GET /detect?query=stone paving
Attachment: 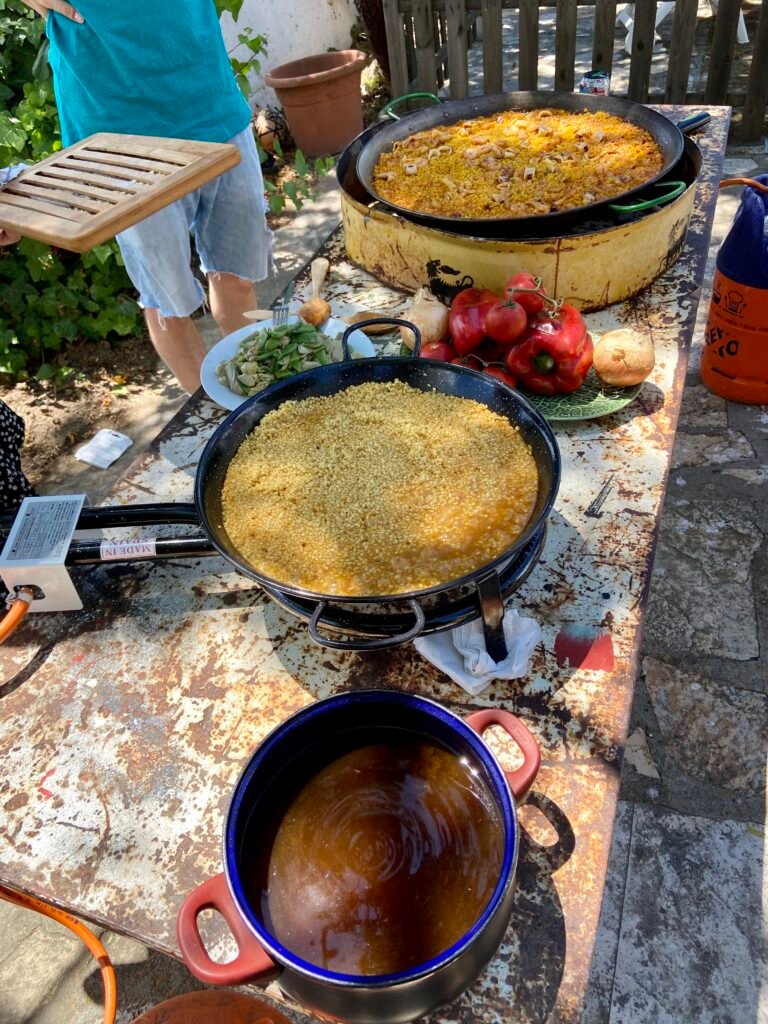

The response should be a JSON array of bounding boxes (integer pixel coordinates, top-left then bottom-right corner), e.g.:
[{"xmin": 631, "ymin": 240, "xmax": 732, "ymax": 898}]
[
  {"xmin": 585, "ymin": 142, "xmax": 768, "ymax": 1023},
  {"xmin": 1, "ymin": 95, "xmax": 767, "ymax": 1024}
]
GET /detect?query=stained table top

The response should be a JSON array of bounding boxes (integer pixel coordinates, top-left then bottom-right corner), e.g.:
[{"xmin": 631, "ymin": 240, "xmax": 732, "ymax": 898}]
[{"xmin": 0, "ymin": 107, "xmax": 730, "ymax": 1024}]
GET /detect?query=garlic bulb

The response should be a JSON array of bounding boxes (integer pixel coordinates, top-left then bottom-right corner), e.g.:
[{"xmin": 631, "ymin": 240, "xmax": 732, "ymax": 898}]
[
  {"xmin": 592, "ymin": 328, "xmax": 655, "ymax": 386},
  {"xmin": 299, "ymin": 257, "xmax": 332, "ymax": 327}
]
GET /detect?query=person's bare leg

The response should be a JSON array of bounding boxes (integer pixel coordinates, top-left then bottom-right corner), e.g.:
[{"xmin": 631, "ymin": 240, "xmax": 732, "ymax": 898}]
[
  {"xmin": 207, "ymin": 272, "xmax": 257, "ymax": 336},
  {"xmin": 144, "ymin": 308, "xmax": 206, "ymax": 394}
]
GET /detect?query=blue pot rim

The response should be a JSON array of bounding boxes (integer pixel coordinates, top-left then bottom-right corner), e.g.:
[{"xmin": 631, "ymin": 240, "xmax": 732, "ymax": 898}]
[{"xmin": 223, "ymin": 689, "xmax": 519, "ymax": 987}]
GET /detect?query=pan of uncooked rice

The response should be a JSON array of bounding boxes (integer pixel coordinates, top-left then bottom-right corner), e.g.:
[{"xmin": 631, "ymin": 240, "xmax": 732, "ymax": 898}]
[{"xmin": 221, "ymin": 381, "xmax": 539, "ymax": 597}]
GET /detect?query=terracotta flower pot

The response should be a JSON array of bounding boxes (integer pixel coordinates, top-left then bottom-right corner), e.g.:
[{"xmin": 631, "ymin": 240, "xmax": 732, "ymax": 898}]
[
  {"xmin": 265, "ymin": 50, "xmax": 366, "ymax": 158},
  {"xmin": 130, "ymin": 991, "xmax": 292, "ymax": 1023}
]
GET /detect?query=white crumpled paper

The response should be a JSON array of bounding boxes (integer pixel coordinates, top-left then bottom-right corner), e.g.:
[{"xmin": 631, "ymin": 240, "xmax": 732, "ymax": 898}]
[
  {"xmin": 413, "ymin": 608, "xmax": 541, "ymax": 696},
  {"xmin": 75, "ymin": 429, "xmax": 133, "ymax": 469}
]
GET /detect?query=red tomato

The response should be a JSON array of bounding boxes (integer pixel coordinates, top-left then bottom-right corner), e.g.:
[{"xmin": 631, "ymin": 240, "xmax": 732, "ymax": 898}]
[
  {"xmin": 419, "ymin": 340, "xmax": 457, "ymax": 361},
  {"xmin": 503, "ymin": 272, "xmax": 549, "ymax": 317},
  {"xmin": 483, "ymin": 366, "xmax": 518, "ymax": 388},
  {"xmin": 451, "ymin": 353, "xmax": 485, "ymax": 370},
  {"xmin": 450, "ymin": 286, "xmax": 497, "ymax": 311},
  {"xmin": 473, "ymin": 339, "xmax": 508, "ymax": 363},
  {"xmin": 485, "ymin": 299, "xmax": 528, "ymax": 346}
]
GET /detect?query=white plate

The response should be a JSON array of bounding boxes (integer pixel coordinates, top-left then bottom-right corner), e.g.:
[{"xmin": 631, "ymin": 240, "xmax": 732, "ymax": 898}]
[{"xmin": 200, "ymin": 316, "xmax": 376, "ymax": 411}]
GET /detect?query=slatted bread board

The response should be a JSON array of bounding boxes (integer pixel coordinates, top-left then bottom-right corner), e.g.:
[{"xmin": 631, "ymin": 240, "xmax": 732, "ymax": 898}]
[{"xmin": 0, "ymin": 133, "xmax": 241, "ymax": 252}]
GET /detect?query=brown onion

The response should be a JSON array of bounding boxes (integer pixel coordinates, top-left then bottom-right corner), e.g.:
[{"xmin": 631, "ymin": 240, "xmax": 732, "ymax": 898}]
[{"xmin": 592, "ymin": 328, "xmax": 655, "ymax": 387}]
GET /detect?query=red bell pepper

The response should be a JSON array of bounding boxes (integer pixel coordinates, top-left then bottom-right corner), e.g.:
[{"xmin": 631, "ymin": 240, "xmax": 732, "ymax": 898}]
[
  {"xmin": 505, "ymin": 305, "xmax": 592, "ymax": 395},
  {"xmin": 448, "ymin": 288, "xmax": 497, "ymax": 355}
]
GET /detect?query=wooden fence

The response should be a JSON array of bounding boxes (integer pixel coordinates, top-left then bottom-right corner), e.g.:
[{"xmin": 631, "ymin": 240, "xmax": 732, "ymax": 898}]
[{"xmin": 382, "ymin": 0, "xmax": 768, "ymax": 139}]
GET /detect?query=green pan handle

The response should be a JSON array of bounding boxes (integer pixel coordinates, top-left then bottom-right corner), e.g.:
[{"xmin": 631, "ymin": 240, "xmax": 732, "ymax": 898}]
[
  {"xmin": 382, "ymin": 92, "xmax": 441, "ymax": 120},
  {"xmin": 609, "ymin": 180, "xmax": 686, "ymax": 214},
  {"xmin": 676, "ymin": 111, "xmax": 711, "ymax": 134}
]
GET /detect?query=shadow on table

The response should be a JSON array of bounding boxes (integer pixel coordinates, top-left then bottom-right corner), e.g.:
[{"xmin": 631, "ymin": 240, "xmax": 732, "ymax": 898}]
[
  {"xmin": 424, "ymin": 790, "xmax": 575, "ymax": 1024},
  {"xmin": 616, "ymin": 381, "xmax": 665, "ymax": 423}
]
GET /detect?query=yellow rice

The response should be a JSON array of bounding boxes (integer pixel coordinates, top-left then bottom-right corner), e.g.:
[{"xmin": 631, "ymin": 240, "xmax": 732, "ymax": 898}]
[
  {"xmin": 372, "ymin": 108, "xmax": 664, "ymax": 218},
  {"xmin": 221, "ymin": 381, "xmax": 539, "ymax": 596}
]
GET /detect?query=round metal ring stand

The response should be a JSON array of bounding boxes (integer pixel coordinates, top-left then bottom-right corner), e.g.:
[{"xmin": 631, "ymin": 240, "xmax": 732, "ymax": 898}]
[{"xmin": 260, "ymin": 525, "xmax": 547, "ymax": 648}]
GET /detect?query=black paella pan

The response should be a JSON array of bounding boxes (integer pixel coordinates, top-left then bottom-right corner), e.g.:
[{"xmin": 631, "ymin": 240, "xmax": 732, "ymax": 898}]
[
  {"xmin": 340, "ymin": 115, "xmax": 706, "ymax": 241},
  {"xmin": 1, "ymin": 322, "xmax": 560, "ymax": 654},
  {"xmin": 193, "ymin": 320, "xmax": 560, "ymax": 648},
  {"xmin": 355, "ymin": 90, "xmax": 708, "ymax": 234}
]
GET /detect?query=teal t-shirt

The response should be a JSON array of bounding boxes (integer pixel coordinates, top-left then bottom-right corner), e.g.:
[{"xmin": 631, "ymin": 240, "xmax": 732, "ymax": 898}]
[{"xmin": 46, "ymin": 1, "xmax": 251, "ymax": 146}]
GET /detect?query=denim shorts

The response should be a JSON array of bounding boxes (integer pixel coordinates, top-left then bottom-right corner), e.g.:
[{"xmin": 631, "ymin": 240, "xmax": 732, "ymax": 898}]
[{"xmin": 116, "ymin": 127, "xmax": 273, "ymax": 318}]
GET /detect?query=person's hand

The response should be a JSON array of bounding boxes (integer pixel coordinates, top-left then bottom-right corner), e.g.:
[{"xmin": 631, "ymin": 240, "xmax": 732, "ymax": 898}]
[
  {"xmin": 0, "ymin": 228, "xmax": 22, "ymax": 246},
  {"xmin": 20, "ymin": 0, "xmax": 84, "ymax": 23}
]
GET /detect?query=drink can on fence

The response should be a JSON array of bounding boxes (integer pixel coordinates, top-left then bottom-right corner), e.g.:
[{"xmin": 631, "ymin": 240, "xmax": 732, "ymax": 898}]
[{"xmin": 578, "ymin": 71, "xmax": 610, "ymax": 95}]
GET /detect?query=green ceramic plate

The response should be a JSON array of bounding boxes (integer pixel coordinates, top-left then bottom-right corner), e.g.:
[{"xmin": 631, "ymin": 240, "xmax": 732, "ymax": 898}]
[
  {"xmin": 400, "ymin": 338, "xmax": 643, "ymax": 422},
  {"xmin": 522, "ymin": 369, "xmax": 642, "ymax": 422}
]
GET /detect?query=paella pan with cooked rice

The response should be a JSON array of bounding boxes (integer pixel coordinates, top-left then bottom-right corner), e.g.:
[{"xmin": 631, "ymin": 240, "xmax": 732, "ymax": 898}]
[
  {"xmin": 356, "ymin": 91, "xmax": 689, "ymax": 231},
  {"xmin": 372, "ymin": 108, "xmax": 664, "ymax": 219}
]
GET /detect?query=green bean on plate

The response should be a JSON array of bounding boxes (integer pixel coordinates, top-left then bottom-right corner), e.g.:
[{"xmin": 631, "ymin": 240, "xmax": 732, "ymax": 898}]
[{"xmin": 215, "ymin": 320, "xmax": 359, "ymax": 398}]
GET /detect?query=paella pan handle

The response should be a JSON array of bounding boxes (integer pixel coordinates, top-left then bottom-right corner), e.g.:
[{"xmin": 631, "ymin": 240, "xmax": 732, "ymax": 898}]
[
  {"xmin": 676, "ymin": 110, "xmax": 711, "ymax": 134},
  {"xmin": 608, "ymin": 180, "xmax": 686, "ymax": 214},
  {"xmin": 605, "ymin": 110, "xmax": 708, "ymax": 215},
  {"xmin": 381, "ymin": 92, "xmax": 441, "ymax": 121},
  {"xmin": 308, "ymin": 599, "xmax": 427, "ymax": 651},
  {"xmin": 476, "ymin": 570, "xmax": 508, "ymax": 662},
  {"xmin": 341, "ymin": 318, "xmax": 422, "ymax": 358}
]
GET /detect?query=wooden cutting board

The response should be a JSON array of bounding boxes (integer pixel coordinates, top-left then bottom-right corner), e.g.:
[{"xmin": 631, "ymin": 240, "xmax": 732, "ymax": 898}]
[{"xmin": 0, "ymin": 133, "xmax": 241, "ymax": 252}]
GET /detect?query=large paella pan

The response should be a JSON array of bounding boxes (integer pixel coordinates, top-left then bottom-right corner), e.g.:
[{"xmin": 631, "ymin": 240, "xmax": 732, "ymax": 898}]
[{"xmin": 356, "ymin": 91, "xmax": 699, "ymax": 234}]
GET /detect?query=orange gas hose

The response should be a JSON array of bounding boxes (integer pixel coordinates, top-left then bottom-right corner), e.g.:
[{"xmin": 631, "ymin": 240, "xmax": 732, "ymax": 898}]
[
  {"xmin": 720, "ymin": 177, "xmax": 768, "ymax": 192},
  {"xmin": 0, "ymin": 587, "xmax": 35, "ymax": 644},
  {"xmin": 0, "ymin": 884, "xmax": 117, "ymax": 1024}
]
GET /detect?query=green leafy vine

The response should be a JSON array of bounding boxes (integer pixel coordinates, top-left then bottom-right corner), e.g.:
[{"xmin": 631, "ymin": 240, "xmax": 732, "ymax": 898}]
[{"xmin": 0, "ymin": 0, "xmax": 335, "ymax": 382}]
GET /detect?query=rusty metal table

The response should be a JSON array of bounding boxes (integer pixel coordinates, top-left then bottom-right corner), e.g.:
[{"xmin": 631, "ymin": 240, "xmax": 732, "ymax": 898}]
[{"xmin": 0, "ymin": 108, "xmax": 730, "ymax": 1024}]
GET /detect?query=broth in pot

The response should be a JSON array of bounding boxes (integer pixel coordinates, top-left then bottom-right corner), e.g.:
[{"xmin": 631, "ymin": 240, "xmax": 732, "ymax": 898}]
[{"xmin": 257, "ymin": 739, "xmax": 505, "ymax": 976}]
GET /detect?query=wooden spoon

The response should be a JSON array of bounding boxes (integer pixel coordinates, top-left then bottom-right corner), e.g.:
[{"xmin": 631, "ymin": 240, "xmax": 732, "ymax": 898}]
[{"xmin": 299, "ymin": 257, "xmax": 332, "ymax": 327}]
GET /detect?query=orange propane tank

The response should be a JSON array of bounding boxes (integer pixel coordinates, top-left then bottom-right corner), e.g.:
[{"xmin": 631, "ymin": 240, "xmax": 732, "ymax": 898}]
[{"xmin": 701, "ymin": 176, "xmax": 768, "ymax": 404}]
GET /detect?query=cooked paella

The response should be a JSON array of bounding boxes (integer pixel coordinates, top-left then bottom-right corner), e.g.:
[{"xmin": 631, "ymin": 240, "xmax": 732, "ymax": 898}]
[{"xmin": 371, "ymin": 108, "xmax": 664, "ymax": 219}]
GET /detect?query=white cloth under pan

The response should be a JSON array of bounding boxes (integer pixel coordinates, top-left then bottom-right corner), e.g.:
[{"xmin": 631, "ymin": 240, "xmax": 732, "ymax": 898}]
[{"xmin": 413, "ymin": 608, "xmax": 541, "ymax": 696}]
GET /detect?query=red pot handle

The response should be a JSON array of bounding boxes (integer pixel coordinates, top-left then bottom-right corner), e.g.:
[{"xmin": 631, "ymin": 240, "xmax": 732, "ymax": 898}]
[
  {"xmin": 176, "ymin": 873, "xmax": 276, "ymax": 985},
  {"xmin": 465, "ymin": 708, "xmax": 541, "ymax": 800}
]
